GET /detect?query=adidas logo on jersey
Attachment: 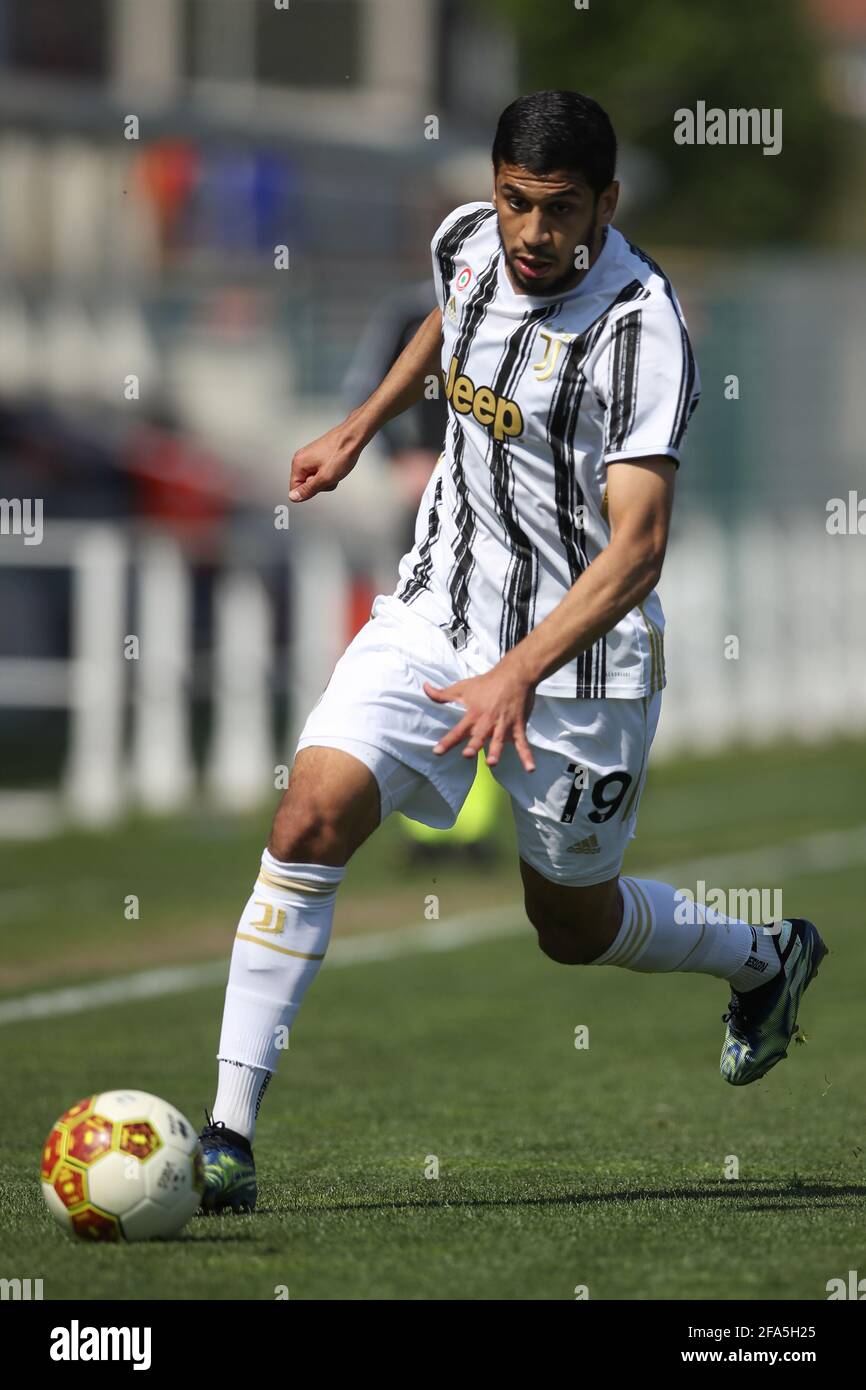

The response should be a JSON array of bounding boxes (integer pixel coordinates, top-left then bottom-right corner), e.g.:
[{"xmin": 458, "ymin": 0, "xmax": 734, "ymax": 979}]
[
  {"xmin": 567, "ymin": 833, "xmax": 601, "ymax": 855},
  {"xmin": 444, "ymin": 354, "xmax": 524, "ymax": 442}
]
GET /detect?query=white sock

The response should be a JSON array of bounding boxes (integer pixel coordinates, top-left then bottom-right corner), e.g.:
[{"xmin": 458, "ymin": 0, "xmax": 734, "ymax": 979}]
[
  {"xmin": 213, "ymin": 849, "xmax": 345, "ymax": 1140},
  {"xmin": 592, "ymin": 877, "xmax": 782, "ymax": 987},
  {"xmin": 728, "ymin": 921, "xmax": 790, "ymax": 991},
  {"xmin": 213, "ymin": 1061, "xmax": 271, "ymax": 1142}
]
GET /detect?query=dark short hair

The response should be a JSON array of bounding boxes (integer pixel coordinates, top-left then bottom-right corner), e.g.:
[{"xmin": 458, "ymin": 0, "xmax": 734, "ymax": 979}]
[{"xmin": 492, "ymin": 90, "xmax": 617, "ymax": 197}]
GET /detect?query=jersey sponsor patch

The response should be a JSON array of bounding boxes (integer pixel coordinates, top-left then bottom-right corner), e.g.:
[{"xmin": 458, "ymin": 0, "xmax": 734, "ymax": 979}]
[{"xmin": 443, "ymin": 354, "xmax": 524, "ymax": 441}]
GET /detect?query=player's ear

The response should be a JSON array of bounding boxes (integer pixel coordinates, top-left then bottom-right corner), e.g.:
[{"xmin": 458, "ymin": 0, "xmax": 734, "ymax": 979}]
[{"xmin": 598, "ymin": 180, "xmax": 619, "ymax": 226}]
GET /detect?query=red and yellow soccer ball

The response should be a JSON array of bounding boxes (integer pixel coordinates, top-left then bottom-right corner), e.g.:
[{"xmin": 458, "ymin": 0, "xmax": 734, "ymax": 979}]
[{"xmin": 41, "ymin": 1090, "xmax": 204, "ymax": 1241}]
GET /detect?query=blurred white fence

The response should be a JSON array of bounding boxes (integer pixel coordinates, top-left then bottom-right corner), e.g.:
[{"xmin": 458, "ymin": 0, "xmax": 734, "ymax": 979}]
[
  {"xmin": 656, "ymin": 516, "xmax": 866, "ymax": 755},
  {"xmin": 0, "ymin": 520, "xmax": 352, "ymax": 830},
  {"xmin": 1, "ymin": 514, "xmax": 864, "ymax": 834}
]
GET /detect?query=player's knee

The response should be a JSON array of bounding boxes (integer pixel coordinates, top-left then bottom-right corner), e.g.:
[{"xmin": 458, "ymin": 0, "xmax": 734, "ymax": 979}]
[
  {"xmin": 524, "ymin": 897, "xmax": 589, "ymax": 965},
  {"xmin": 269, "ymin": 793, "xmax": 349, "ymax": 865},
  {"xmin": 534, "ymin": 922, "xmax": 597, "ymax": 966},
  {"xmin": 524, "ymin": 892, "xmax": 612, "ymax": 965}
]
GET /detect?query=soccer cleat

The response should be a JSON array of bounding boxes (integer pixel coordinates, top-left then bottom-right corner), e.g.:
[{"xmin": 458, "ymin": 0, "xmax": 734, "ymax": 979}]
[
  {"xmin": 720, "ymin": 919, "xmax": 828, "ymax": 1087},
  {"xmin": 198, "ymin": 1111, "xmax": 257, "ymax": 1213}
]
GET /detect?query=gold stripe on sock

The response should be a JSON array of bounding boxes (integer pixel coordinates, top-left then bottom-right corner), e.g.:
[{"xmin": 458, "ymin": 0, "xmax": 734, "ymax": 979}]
[
  {"xmin": 611, "ymin": 879, "xmax": 646, "ymax": 966},
  {"xmin": 604, "ymin": 879, "xmax": 644, "ymax": 966},
  {"xmin": 256, "ymin": 868, "xmax": 335, "ymax": 896},
  {"xmin": 617, "ymin": 878, "xmax": 654, "ymax": 968},
  {"xmin": 235, "ymin": 932, "xmax": 326, "ymax": 961},
  {"xmin": 669, "ymin": 922, "xmax": 707, "ymax": 973},
  {"xmin": 628, "ymin": 879, "xmax": 656, "ymax": 960}
]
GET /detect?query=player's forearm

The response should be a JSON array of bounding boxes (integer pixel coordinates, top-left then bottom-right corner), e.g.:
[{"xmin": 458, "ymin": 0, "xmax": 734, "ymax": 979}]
[
  {"xmin": 343, "ymin": 308, "xmax": 443, "ymax": 448},
  {"xmin": 503, "ymin": 538, "xmax": 663, "ymax": 688}
]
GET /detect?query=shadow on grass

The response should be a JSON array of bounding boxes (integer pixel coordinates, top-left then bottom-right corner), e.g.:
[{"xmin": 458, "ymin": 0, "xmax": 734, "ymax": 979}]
[{"xmin": 259, "ymin": 1177, "xmax": 866, "ymax": 1217}]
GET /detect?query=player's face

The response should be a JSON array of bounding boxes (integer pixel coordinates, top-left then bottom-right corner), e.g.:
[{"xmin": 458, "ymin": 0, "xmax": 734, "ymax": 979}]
[{"xmin": 493, "ymin": 164, "xmax": 617, "ymax": 296}]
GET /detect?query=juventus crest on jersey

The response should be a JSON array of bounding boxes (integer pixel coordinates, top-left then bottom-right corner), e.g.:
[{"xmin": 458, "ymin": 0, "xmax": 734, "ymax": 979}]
[{"xmin": 392, "ymin": 201, "xmax": 701, "ymax": 699}]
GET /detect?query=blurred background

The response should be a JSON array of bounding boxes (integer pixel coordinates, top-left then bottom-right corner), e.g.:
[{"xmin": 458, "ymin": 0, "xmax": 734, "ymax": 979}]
[{"xmin": 0, "ymin": 0, "xmax": 864, "ymax": 844}]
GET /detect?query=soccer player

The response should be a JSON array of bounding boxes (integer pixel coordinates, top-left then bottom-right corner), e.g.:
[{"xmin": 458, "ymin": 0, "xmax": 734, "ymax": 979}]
[{"xmin": 198, "ymin": 91, "xmax": 827, "ymax": 1213}]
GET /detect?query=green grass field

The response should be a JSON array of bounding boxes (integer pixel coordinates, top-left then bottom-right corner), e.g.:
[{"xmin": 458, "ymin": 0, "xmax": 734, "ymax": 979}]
[{"xmin": 1, "ymin": 739, "xmax": 864, "ymax": 1300}]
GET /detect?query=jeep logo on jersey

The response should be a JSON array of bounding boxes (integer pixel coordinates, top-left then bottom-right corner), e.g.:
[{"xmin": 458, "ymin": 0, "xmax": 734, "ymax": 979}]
[{"xmin": 444, "ymin": 355, "xmax": 524, "ymax": 442}]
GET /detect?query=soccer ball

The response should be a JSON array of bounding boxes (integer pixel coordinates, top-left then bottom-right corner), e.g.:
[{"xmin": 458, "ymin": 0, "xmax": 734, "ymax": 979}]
[{"xmin": 41, "ymin": 1090, "xmax": 204, "ymax": 1241}]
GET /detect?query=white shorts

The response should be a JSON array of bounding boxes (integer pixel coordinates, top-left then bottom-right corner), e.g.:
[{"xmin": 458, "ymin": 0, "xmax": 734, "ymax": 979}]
[{"xmin": 296, "ymin": 593, "xmax": 661, "ymax": 886}]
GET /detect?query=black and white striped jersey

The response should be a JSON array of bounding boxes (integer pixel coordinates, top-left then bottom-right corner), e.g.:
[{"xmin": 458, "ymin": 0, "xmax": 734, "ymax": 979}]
[{"xmin": 392, "ymin": 201, "xmax": 701, "ymax": 698}]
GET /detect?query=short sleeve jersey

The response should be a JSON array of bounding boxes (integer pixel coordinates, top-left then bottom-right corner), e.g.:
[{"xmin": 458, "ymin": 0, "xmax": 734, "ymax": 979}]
[{"xmin": 392, "ymin": 201, "xmax": 701, "ymax": 698}]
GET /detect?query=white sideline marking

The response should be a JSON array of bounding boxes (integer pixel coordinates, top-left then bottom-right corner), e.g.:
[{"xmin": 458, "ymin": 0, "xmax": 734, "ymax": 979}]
[
  {"xmin": 1, "ymin": 823, "xmax": 864, "ymax": 1028},
  {"xmin": 0, "ymin": 909, "xmax": 525, "ymax": 1026}
]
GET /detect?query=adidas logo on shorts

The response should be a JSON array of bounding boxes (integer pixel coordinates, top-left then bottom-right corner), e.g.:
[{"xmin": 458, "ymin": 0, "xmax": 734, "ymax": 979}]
[{"xmin": 567, "ymin": 833, "xmax": 601, "ymax": 855}]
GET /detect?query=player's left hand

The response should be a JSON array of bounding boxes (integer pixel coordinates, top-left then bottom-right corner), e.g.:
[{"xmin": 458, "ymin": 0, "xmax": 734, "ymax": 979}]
[{"xmin": 423, "ymin": 668, "xmax": 537, "ymax": 772}]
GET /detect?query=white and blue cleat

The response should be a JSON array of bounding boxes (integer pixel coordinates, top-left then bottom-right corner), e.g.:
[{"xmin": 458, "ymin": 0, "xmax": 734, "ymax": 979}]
[{"xmin": 720, "ymin": 918, "xmax": 828, "ymax": 1086}]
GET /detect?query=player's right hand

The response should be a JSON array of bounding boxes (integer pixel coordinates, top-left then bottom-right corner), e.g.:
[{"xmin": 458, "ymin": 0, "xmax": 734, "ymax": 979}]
[{"xmin": 289, "ymin": 421, "xmax": 365, "ymax": 503}]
